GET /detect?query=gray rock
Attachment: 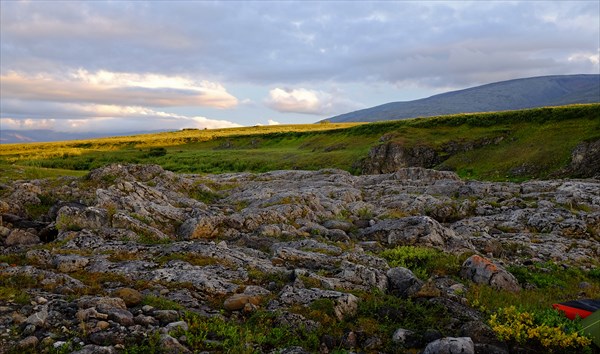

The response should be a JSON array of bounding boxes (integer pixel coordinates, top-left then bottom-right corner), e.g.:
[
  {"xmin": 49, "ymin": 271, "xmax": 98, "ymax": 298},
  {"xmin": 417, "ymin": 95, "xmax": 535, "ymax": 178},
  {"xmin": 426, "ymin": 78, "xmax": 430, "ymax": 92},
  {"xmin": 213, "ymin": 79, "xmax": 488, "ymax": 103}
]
[
  {"xmin": 153, "ymin": 310, "xmax": 179, "ymax": 325},
  {"xmin": 105, "ymin": 308, "xmax": 134, "ymax": 326},
  {"xmin": 56, "ymin": 206, "xmax": 109, "ymax": 231},
  {"xmin": 54, "ymin": 254, "xmax": 90, "ymax": 273},
  {"xmin": 72, "ymin": 345, "xmax": 117, "ymax": 354},
  {"xmin": 360, "ymin": 216, "xmax": 468, "ymax": 251},
  {"xmin": 18, "ymin": 335, "xmax": 39, "ymax": 349},
  {"xmin": 387, "ymin": 267, "xmax": 424, "ymax": 297},
  {"xmin": 423, "ymin": 337, "xmax": 475, "ymax": 354},
  {"xmin": 25, "ymin": 305, "xmax": 48, "ymax": 327},
  {"xmin": 159, "ymin": 334, "xmax": 191, "ymax": 353},
  {"xmin": 278, "ymin": 286, "xmax": 358, "ymax": 321}
]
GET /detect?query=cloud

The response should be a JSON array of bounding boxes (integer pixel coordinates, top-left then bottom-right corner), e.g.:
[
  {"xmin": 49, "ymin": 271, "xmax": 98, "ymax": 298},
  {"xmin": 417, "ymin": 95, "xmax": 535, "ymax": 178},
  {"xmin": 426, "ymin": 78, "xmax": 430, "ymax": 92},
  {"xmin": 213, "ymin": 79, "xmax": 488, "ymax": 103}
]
[
  {"xmin": 265, "ymin": 87, "xmax": 362, "ymax": 115},
  {"xmin": 1, "ymin": 105, "xmax": 241, "ymax": 133},
  {"xmin": 267, "ymin": 119, "xmax": 280, "ymax": 125},
  {"xmin": 1, "ymin": 70, "xmax": 238, "ymax": 108}
]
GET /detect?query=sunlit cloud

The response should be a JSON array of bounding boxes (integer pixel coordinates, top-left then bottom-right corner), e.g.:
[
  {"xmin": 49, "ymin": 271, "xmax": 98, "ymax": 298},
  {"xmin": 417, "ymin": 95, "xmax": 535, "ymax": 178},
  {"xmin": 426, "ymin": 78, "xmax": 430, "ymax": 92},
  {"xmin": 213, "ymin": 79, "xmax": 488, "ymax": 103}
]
[
  {"xmin": 1, "ymin": 70, "xmax": 239, "ymax": 108},
  {"xmin": 267, "ymin": 119, "xmax": 280, "ymax": 125},
  {"xmin": 0, "ymin": 104, "xmax": 242, "ymax": 133},
  {"xmin": 265, "ymin": 87, "xmax": 363, "ymax": 115}
]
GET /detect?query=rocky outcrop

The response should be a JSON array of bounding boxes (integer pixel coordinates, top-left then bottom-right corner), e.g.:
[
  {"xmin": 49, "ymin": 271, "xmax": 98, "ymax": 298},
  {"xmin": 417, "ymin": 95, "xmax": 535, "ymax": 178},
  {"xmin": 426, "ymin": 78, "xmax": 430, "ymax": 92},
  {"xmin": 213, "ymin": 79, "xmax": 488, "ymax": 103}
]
[
  {"xmin": 563, "ymin": 138, "xmax": 600, "ymax": 178},
  {"xmin": 0, "ymin": 163, "xmax": 598, "ymax": 353}
]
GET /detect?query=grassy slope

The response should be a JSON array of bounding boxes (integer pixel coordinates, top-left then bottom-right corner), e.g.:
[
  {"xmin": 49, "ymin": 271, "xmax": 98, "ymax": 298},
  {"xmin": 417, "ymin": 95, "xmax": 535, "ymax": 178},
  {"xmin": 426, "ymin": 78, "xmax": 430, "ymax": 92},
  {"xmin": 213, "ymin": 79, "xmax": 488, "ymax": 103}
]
[{"xmin": 0, "ymin": 104, "xmax": 598, "ymax": 182}]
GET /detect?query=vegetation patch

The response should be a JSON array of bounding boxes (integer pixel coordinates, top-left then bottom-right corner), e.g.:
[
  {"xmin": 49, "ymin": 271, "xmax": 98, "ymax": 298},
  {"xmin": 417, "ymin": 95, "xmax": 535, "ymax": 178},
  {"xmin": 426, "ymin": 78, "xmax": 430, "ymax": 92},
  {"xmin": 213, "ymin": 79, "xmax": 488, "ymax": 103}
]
[{"xmin": 379, "ymin": 246, "xmax": 465, "ymax": 280}]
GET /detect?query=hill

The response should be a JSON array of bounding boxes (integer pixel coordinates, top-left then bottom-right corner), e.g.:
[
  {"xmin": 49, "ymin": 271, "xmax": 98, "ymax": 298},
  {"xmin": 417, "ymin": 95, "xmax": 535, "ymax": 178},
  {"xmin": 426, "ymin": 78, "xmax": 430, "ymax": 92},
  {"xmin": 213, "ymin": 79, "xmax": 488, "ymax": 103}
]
[
  {"xmin": 1, "ymin": 104, "xmax": 598, "ymax": 182},
  {"xmin": 0, "ymin": 129, "xmax": 173, "ymax": 144},
  {"xmin": 327, "ymin": 74, "xmax": 600, "ymax": 122}
]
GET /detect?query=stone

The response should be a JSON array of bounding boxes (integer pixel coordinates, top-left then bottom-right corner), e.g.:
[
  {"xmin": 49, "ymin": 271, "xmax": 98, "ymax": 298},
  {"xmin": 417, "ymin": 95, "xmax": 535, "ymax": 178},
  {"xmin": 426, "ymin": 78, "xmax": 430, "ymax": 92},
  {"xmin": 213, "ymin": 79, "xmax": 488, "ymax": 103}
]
[
  {"xmin": 387, "ymin": 267, "xmax": 423, "ymax": 298},
  {"xmin": 159, "ymin": 334, "xmax": 192, "ymax": 353},
  {"xmin": 460, "ymin": 255, "xmax": 520, "ymax": 292},
  {"xmin": 54, "ymin": 254, "xmax": 90, "ymax": 273},
  {"xmin": 392, "ymin": 328, "xmax": 421, "ymax": 348},
  {"xmin": 153, "ymin": 310, "xmax": 179, "ymax": 325},
  {"xmin": 165, "ymin": 320, "xmax": 189, "ymax": 332},
  {"xmin": 223, "ymin": 294, "xmax": 261, "ymax": 311},
  {"xmin": 5, "ymin": 229, "xmax": 40, "ymax": 246},
  {"xmin": 112, "ymin": 287, "xmax": 143, "ymax": 307},
  {"xmin": 25, "ymin": 305, "xmax": 48, "ymax": 327},
  {"xmin": 105, "ymin": 308, "xmax": 135, "ymax": 326},
  {"xmin": 18, "ymin": 335, "xmax": 39, "ymax": 349},
  {"xmin": 423, "ymin": 337, "xmax": 475, "ymax": 354}
]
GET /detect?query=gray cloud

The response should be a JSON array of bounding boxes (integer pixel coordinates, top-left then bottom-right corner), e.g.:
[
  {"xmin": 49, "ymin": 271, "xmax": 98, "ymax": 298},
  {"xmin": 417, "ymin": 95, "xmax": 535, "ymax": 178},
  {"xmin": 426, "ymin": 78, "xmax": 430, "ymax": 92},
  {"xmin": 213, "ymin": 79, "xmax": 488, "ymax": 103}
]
[{"xmin": 1, "ymin": 1, "xmax": 598, "ymax": 131}]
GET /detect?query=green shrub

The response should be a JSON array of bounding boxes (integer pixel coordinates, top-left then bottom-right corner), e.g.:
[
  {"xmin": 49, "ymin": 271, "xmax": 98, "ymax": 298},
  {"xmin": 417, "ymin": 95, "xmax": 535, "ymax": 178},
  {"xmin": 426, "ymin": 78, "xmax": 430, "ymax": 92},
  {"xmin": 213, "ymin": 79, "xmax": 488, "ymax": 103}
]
[
  {"xmin": 488, "ymin": 306, "xmax": 591, "ymax": 351},
  {"xmin": 379, "ymin": 246, "xmax": 462, "ymax": 279}
]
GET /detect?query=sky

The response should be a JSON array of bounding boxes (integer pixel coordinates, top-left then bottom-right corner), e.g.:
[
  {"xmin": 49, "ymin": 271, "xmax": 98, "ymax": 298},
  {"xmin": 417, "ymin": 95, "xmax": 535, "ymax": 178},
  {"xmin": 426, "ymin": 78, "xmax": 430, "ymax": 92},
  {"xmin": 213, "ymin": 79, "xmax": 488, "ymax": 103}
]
[{"xmin": 1, "ymin": 0, "xmax": 599, "ymax": 134}]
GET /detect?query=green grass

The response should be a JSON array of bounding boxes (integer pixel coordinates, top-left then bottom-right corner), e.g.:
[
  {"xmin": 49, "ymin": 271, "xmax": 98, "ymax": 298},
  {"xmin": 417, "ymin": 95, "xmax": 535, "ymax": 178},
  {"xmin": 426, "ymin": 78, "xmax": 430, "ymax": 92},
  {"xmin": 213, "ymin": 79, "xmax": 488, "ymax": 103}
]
[{"xmin": 1, "ymin": 104, "xmax": 598, "ymax": 181}]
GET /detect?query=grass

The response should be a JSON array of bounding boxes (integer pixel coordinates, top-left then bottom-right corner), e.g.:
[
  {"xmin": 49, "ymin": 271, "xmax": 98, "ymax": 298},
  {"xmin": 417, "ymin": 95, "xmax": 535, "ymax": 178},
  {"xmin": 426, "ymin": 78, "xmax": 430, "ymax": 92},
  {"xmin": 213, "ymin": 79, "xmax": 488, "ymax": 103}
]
[{"xmin": 0, "ymin": 104, "xmax": 598, "ymax": 182}]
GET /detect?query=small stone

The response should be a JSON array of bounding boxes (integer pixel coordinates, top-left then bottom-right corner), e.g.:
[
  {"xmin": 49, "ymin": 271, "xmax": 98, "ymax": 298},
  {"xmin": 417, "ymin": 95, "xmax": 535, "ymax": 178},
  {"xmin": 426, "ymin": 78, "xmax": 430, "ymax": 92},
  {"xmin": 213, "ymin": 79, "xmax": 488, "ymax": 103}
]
[
  {"xmin": 142, "ymin": 305, "xmax": 154, "ymax": 313},
  {"xmin": 12, "ymin": 312, "xmax": 27, "ymax": 325},
  {"xmin": 18, "ymin": 335, "xmax": 39, "ymax": 349},
  {"xmin": 223, "ymin": 294, "xmax": 260, "ymax": 311},
  {"xmin": 165, "ymin": 320, "xmax": 189, "ymax": 332},
  {"xmin": 112, "ymin": 287, "xmax": 143, "ymax": 307},
  {"xmin": 96, "ymin": 321, "xmax": 110, "ymax": 331},
  {"xmin": 423, "ymin": 337, "xmax": 474, "ymax": 354},
  {"xmin": 154, "ymin": 310, "xmax": 179, "ymax": 324},
  {"xmin": 36, "ymin": 296, "xmax": 48, "ymax": 304},
  {"xmin": 160, "ymin": 334, "xmax": 192, "ymax": 353},
  {"xmin": 26, "ymin": 305, "xmax": 48, "ymax": 327}
]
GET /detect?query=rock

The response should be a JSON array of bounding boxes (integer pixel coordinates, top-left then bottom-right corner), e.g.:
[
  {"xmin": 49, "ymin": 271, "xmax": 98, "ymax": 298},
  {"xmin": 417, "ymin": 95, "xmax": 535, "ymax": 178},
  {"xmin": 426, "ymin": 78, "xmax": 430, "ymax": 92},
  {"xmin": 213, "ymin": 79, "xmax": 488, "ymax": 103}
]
[
  {"xmin": 223, "ymin": 294, "xmax": 261, "ymax": 311},
  {"xmin": 387, "ymin": 267, "xmax": 423, "ymax": 297},
  {"xmin": 18, "ymin": 335, "xmax": 39, "ymax": 349},
  {"xmin": 278, "ymin": 286, "xmax": 358, "ymax": 321},
  {"xmin": 423, "ymin": 337, "xmax": 475, "ymax": 354},
  {"xmin": 460, "ymin": 255, "xmax": 521, "ymax": 292},
  {"xmin": 159, "ymin": 334, "xmax": 191, "ymax": 353},
  {"xmin": 105, "ymin": 308, "xmax": 134, "ymax": 326},
  {"xmin": 89, "ymin": 331, "xmax": 125, "ymax": 346},
  {"xmin": 360, "ymin": 216, "xmax": 467, "ymax": 251},
  {"xmin": 54, "ymin": 254, "xmax": 90, "ymax": 273},
  {"xmin": 5, "ymin": 229, "xmax": 40, "ymax": 246},
  {"xmin": 72, "ymin": 345, "xmax": 117, "ymax": 354},
  {"xmin": 153, "ymin": 310, "xmax": 180, "ymax": 325},
  {"xmin": 25, "ymin": 305, "xmax": 48, "ymax": 327},
  {"xmin": 76, "ymin": 308, "xmax": 109, "ymax": 322},
  {"xmin": 164, "ymin": 320, "xmax": 189, "ymax": 333},
  {"xmin": 78, "ymin": 297, "xmax": 127, "ymax": 311},
  {"xmin": 56, "ymin": 206, "xmax": 109, "ymax": 231},
  {"xmin": 392, "ymin": 328, "xmax": 420, "ymax": 348},
  {"xmin": 112, "ymin": 287, "xmax": 143, "ymax": 307}
]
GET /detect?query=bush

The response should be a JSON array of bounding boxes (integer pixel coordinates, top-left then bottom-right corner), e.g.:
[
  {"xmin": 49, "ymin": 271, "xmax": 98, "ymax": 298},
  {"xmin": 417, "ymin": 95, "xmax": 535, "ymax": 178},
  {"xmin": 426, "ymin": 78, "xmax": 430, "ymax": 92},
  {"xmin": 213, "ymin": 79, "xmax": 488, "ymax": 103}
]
[
  {"xmin": 379, "ymin": 246, "xmax": 462, "ymax": 279},
  {"xmin": 488, "ymin": 306, "xmax": 592, "ymax": 351}
]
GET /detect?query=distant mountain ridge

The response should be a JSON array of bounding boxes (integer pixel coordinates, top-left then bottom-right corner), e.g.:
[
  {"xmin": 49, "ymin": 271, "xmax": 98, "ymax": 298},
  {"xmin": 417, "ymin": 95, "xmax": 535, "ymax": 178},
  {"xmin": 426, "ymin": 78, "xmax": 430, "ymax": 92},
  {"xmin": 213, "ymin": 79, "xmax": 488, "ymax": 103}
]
[
  {"xmin": 327, "ymin": 74, "xmax": 600, "ymax": 122},
  {"xmin": 0, "ymin": 129, "xmax": 172, "ymax": 144}
]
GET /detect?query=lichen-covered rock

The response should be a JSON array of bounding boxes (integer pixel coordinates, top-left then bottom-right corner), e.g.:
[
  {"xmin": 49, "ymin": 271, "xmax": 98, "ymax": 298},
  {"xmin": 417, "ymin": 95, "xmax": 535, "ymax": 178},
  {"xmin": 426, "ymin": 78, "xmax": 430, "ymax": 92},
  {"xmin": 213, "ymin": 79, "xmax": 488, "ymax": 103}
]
[
  {"xmin": 278, "ymin": 286, "xmax": 358, "ymax": 321},
  {"xmin": 460, "ymin": 255, "xmax": 520, "ymax": 292},
  {"xmin": 4, "ymin": 228, "xmax": 40, "ymax": 246}
]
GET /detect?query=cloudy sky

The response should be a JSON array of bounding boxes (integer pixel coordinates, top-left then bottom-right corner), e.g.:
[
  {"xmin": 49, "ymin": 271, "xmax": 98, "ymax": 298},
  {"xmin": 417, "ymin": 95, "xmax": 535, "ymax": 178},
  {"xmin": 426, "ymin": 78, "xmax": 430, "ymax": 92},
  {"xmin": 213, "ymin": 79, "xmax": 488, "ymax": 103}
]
[{"xmin": 1, "ymin": 1, "xmax": 599, "ymax": 133}]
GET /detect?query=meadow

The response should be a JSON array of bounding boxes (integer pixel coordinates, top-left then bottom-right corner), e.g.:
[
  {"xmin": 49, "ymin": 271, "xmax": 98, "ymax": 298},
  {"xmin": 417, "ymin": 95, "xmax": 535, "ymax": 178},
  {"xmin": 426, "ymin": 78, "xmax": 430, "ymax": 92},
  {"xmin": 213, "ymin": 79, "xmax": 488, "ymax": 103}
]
[{"xmin": 1, "ymin": 104, "xmax": 598, "ymax": 182}]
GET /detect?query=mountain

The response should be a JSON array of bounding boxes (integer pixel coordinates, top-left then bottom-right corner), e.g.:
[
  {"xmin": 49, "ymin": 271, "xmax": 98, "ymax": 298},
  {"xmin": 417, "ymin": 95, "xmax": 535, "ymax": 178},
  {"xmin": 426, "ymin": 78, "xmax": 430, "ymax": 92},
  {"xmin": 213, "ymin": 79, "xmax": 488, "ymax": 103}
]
[
  {"xmin": 326, "ymin": 74, "xmax": 600, "ymax": 122},
  {"xmin": 0, "ymin": 129, "xmax": 172, "ymax": 144}
]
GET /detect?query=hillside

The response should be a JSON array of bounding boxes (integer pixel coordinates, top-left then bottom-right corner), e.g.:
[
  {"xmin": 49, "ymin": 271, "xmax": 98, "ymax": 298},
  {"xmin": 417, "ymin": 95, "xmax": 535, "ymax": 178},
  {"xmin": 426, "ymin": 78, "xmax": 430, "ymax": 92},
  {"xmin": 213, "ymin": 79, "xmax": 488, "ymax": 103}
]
[
  {"xmin": 0, "ymin": 104, "xmax": 599, "ymax": 182},
  {"xmin": 327, "ymin": 74, "xmax": 600, "ymax": 122},
  {"xmin": 1, "ymin": 106, "xmax": 600, "ymax": 353}
]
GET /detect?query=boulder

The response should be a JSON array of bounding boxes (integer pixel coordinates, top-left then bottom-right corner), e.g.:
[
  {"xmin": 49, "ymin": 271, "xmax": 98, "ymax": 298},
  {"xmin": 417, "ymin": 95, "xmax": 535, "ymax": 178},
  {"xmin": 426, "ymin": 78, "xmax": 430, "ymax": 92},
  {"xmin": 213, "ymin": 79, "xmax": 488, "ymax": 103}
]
[
  {"xmin": 423, "ymin": 337, "xmax": 475, "ymax": 354},
  {"xmin": 386, "ymin": 267, "xmax": 423, "ymax": 297},
  {"xmin": 460, "ymin": 255, "xmax": 520, "ymax": 292},
  {"xmin": 5, "ymin": 229, "xmax": 40, "ymax": 246},
  {"xmin": 112, "ymin": 287, "xmax": 143, "ymax": 307}
]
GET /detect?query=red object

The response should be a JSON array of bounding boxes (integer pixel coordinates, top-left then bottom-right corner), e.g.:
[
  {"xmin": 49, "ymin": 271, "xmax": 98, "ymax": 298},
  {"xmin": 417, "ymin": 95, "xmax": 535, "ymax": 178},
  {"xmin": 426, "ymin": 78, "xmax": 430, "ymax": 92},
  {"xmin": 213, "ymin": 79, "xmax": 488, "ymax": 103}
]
[{"xmin": 553, "ymin": 303, "xmax": 593, "ymax": 320}]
